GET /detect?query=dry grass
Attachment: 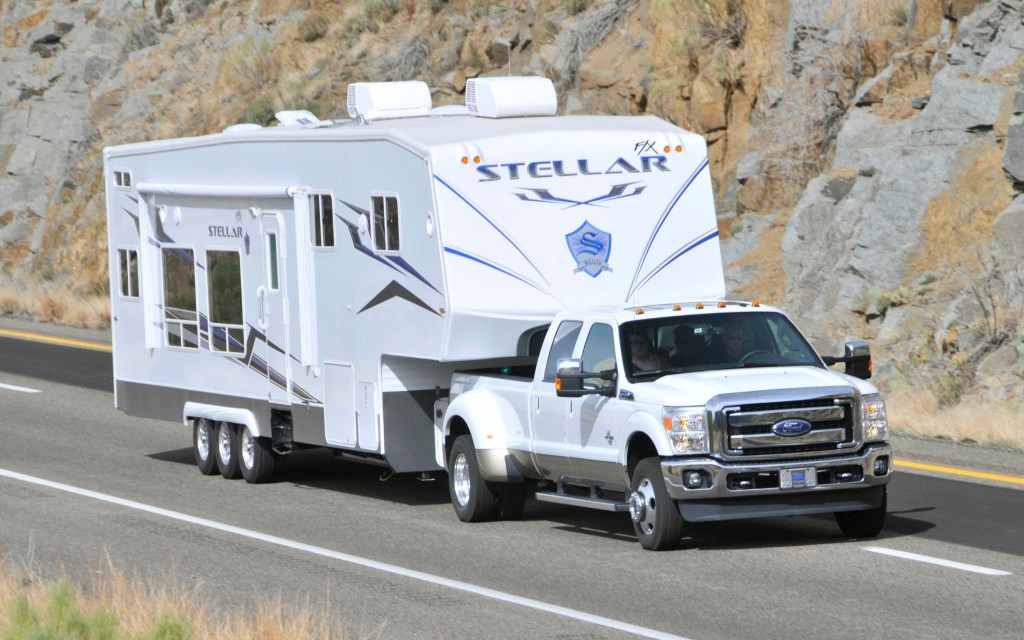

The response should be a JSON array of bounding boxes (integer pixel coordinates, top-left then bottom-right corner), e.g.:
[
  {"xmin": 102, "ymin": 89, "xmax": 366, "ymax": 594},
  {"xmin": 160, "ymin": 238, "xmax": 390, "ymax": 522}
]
[
  {"xmin": 0, "ymin": 281, "xmax": 110, "ymax": 330},
  {"xmin": 888, "ymin": 387, "xmax": 1024, "ymax": 450},
  {"xmin": 0, "ymin": 553, "xmax": 347, "ymax": 640}
]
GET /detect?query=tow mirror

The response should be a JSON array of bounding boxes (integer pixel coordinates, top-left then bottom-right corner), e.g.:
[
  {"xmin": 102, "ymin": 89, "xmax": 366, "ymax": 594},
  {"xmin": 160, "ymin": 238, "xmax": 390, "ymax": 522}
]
[
  {"xmin": 822, "ymin": 340, "xmax": 872, "ymax": 380},
  {"xmin": 555, "ymin": 358, "xmax": 617, "ymax": 397}
]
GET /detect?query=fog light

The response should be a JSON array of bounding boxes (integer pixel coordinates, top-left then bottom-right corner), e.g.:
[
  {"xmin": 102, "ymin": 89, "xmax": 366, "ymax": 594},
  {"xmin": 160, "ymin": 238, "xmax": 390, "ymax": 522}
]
[
  {"xmin": 873, "ymin": 456, "xmax": 889, "ymax": 476},
  {"xmin": 684, "ymin": 470, "xmax": 704, "ymax": 489}
]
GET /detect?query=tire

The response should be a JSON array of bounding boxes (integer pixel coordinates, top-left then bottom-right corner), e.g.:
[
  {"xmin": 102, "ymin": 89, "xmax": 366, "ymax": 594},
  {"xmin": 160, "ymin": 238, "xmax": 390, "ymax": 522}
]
[
  {"xmin": 215, "ymin": 421, "xmax": 242, "ymax": 480},
  {"xmin": 835, "ymin": 487, "xmax": 887, "ymax": 538},
  {"xmin": 493, "ymin": 482, "xmax": 527, "ymax": 521},
  {"xmin": 238, "ymin": 424, "xmax": 276, "ymax": 484},
  {"xmin": 192, "ymin": 418, "xmax": 219, "ymax": 476},
  {"xmin": 629, "ymin": 457, "xmax": 683, "ymax": 551},
  {"xmin": 448, "ymin": 435, "xmax": 496, "ymax": 523}
]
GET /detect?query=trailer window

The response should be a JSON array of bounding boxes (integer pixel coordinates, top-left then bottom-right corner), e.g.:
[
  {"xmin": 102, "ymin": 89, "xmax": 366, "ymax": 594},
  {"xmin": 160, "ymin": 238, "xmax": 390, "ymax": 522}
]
[
  {"xmin": 371, "ymin": 195, "xmax": 399, "ymax": 252},
  {"xmin": 118, "ymin": 248, "xmax": 139, "ymax": 298},
  {"xmin": 207, "ymin": 250, "xmax": 244, "ymax": 355},
  {"xmin": 113, "ymin": 169, "xmax": 132, "ymax": 189},
  {"xmin": 543, "ymin": 320, "xmax": 582, "ymax": 382},
  {"xmin": 312, "ymin": 193, "xmax": 334, "ymax": 248},
  {"xmin": 266, "ymin": 231, "xmax": 279, "ymax": 291},
  {"xmin": 162, "ymin": 247, "xmax": 198, "ymax": 349}
]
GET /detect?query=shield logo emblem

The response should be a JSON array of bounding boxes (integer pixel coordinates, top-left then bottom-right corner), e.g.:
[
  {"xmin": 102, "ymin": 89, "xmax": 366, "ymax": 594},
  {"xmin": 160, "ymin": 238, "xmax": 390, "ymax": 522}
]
[{"xmin": 565, "ymin": 221, "xmax": 612, "ymax": 278}]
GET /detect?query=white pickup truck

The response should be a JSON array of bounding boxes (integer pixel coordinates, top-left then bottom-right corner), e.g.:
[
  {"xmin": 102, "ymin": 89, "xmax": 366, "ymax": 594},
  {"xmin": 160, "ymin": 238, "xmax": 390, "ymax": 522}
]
[{"xmin": 439, "ymin": 302, "xmax": 892, "ymax": 550}]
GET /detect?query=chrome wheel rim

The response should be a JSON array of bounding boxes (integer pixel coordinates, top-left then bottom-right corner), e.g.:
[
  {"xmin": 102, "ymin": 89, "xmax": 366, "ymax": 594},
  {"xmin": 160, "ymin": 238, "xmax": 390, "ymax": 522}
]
[
  {"xmin": 240, "ymin": 428, "xmax": 255, "ymax": 470},
  {"xmin": 196, "ymin": 421, "xmax": 211, "ymax": 461},
  {"xmin": 630, "ymin": 478, "xmax": 657, "ymax": 534},
  {"xmin": 452, "ymin": 453, "xmax": 471, "ymax": 507},
  {"xmin": 218, "ymin": 425, "xmax": 232, "ymax": 464}
]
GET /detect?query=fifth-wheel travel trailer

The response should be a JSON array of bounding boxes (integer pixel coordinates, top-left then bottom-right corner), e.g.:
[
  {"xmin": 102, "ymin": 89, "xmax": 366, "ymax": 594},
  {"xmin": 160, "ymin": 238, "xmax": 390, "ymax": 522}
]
[{"xmin": 104, "ymin": 76, "xmax": 725, "ymax": 482}]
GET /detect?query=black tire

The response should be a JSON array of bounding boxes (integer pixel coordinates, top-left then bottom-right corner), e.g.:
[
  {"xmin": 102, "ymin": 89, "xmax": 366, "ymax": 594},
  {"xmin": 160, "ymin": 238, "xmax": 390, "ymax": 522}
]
[
  {"xmin": 238, "ymin": 424, "xmax": 276, "ymax": 484},
  {"xmin": 448, "ymin": 435, "xmax": 496, "ymax": 523},
  {"xmin": 192, "ymin": 418, "xmax": 219, "ymax": 476},
  {"xmin": 629, "ymin": 457, "xmax": 684, "ymax": 551},
  {"xmin": 835, "ymin": 487, "xmax": 887, "ymax": 538},
  {"xmin": 215, "ymin": 421, "xmax": 242, "ymax": 480},
  {"xmin": 493, "ymin": 482, "xmax": 527, "ymax": 520}
]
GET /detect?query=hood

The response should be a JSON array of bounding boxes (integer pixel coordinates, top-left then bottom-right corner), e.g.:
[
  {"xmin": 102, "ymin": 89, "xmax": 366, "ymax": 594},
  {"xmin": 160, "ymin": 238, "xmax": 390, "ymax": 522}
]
[{"xmin": 631, "ymin": 366, "xmax": 876, "ymax": 406}]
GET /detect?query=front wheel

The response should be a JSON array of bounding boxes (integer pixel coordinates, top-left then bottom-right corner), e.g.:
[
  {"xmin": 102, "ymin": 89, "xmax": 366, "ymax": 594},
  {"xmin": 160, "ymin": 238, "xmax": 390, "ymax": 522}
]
[
  {"xmin": 629, "ymin": 457, "xmax": 684, "ymax": 551},
  {"xmin": 239, "ymin": 424, "xmax": 276, "ymax": 484},
  {"xmin": 835, "ymin": 487, "xmax": 887, "ymax": 538},
  {"xmin": 448, "ymin": 435, "xmax": 496, "ymax": 523}
]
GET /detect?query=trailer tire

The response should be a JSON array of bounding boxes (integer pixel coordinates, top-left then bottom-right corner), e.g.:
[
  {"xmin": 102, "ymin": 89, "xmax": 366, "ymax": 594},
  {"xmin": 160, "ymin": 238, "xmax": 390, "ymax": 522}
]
[
  {"xmin": 192, "ymin": 418, "xmax": 219, "ymax": 476},
  {"xmin": 239, "ymin": 424, "xmax": 276, "ymax": 484},
  {"xmin": 493, "ymin": 482, "xmax": 527, "ymax": 521},
  {"xmin": 215, "ymin": 422, "xmax": 242, "ymax": 480},
  {"xmin": 448, "ymin": 435, "xmax": 496, "ymax": 523},
  {"xmin": 629, "ymin": 457, "xmax": 683, "ymax": 551},
  {"xmin": 835, "ymin": 487, "xmax": 887, "ymax": 538}
]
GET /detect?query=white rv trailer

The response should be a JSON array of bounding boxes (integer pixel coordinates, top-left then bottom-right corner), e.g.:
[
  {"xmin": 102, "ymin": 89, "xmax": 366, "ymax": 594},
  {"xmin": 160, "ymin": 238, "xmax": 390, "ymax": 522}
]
[{"xmin": 104, "ymin": 77, "xmax": 724, "ymax": 480}]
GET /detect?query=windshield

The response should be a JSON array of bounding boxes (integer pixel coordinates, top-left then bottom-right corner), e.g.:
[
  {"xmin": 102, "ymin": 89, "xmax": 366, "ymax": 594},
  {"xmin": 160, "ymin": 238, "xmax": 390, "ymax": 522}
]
[{"xmin": 619, "ymin": 311, "xmax": 824, "ymax": 381}]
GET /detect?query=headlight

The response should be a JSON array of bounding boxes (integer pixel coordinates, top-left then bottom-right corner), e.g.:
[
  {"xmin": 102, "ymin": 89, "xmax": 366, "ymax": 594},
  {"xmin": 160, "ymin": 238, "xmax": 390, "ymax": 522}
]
[
  {"xmin": 862, "ymin": 394, "xmax": 889, "ymax": 442},
  {"xmin": 662, "ymin": 406, "xmax": 708, "ymax": 454}
]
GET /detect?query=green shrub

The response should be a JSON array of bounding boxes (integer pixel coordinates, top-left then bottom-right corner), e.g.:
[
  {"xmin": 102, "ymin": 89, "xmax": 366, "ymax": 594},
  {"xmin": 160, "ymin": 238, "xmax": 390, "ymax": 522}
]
[
  {"xmin": 299, "ymin": 13, "xmax": 329, "ymax": 42},
  {"xmin": 247, "ymin": 96, "xmax": 276, "ymax": 126}
]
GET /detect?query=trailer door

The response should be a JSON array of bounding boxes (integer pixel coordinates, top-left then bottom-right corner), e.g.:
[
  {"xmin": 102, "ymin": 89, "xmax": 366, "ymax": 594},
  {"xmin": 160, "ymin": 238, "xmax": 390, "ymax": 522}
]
[{"xmin": 258, "ymin": 212, "xmax": 291, "ymax": 404}]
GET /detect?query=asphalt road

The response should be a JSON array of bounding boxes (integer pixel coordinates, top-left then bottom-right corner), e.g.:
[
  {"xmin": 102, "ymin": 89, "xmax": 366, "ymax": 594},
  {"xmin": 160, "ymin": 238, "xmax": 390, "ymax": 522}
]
[{"xmin": 1, "ymin": 332, "xmax": 1022, "ymax": 639}]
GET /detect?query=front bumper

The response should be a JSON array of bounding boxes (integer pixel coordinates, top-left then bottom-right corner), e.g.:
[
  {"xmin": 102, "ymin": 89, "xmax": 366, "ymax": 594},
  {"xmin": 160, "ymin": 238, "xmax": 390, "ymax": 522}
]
[{"xmin": 661, "ymin": 443, "xmax": 892, "ymax": 507}]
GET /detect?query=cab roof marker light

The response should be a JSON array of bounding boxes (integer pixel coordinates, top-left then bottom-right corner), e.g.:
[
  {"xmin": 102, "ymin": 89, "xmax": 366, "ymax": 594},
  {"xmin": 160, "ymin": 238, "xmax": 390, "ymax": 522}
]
[
  {"xmin": 752, "ymin": 300, "xmax": 761, "ymax": 307},
  {"xmin": 635, "ymin": 308, "xmax": 645, "ymax": 315},
  {"xmin": 695, "ymin": 303, "xmax": 704, "ymax": 309},
  {"xmin": 717, "ymin": 301, "xmax": 727, "ymax": 308},
  {"xmin": 673, "ymin": 304, "xmax": 681, "ymax": 311}
]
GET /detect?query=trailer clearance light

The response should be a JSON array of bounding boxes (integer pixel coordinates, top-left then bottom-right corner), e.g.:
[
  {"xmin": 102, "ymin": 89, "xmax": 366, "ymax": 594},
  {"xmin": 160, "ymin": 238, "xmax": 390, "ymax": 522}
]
[
  {"xmin": 675, "ymin": 145, "xmax": 683, "ymax": 153},
  {"xmin": 861, "ymin": 395, "xmax": 889, "ymax": 442},
  {"xmin": 662, "ymin": 407, "xmax": 708, "ymax": 455},
  {"xmin": 461, "ymin": 157, "xmax": 469, "ymax": 164}
]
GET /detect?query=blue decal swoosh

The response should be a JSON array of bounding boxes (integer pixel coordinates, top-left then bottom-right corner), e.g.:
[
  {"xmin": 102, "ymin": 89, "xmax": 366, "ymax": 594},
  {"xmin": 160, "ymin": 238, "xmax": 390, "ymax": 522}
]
[
  {"xmin": 630, "ymin": 228, "xmax": 720, "ymax": 295},
  {"xmin": 443, "ymin": 247, "xmax": 548, "ymax": 294},
  {"xmin": 434, "ymin": 175, "xmax": 550, "ymax": 287}
]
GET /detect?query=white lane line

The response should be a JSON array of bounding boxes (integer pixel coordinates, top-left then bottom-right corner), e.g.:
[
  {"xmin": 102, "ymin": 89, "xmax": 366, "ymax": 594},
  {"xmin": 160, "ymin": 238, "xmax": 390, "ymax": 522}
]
[
  {"xmin": 0, "ymin": 468, "xmax": 693, "ymax": 640},
  {"xmin": 0, "ymin": 382, "xmax": 41, "ymax": 393},
  {"xmin": 864, "ymin": 546, "xmax": 1012, "ymax": 576}
]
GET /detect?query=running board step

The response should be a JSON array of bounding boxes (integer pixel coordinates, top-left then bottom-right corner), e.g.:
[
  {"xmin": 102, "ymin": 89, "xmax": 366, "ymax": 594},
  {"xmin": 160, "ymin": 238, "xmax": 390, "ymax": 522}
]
[{"xmin": 534, "ymin": 491, "xmax": 629, "ymax": 512}]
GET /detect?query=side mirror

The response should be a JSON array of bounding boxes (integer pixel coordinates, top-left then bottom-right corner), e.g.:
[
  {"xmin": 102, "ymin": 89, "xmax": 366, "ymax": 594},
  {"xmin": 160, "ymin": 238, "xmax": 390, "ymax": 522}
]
[
  {"xmin": 555, "ymin": 358, "xmax": 617, "ymax": 397},
  {"xmin": 822, "ymin": 340, "xmax": 872, "ymax": 380}
]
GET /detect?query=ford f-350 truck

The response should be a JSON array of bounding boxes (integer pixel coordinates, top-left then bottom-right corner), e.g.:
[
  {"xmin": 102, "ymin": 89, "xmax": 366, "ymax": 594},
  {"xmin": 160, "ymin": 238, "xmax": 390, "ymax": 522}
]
[{"xmin": 440, "ymin": 303, "xmax": 891, "ymax": 550}]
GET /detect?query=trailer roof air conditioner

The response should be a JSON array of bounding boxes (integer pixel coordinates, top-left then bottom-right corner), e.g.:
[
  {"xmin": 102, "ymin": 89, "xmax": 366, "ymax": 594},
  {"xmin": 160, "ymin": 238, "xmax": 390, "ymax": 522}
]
[
  {"xmin": 465, "ymin": 76, "xmax": 557, "ymax": 119},
  {"xmin": 347, "ymin": 81, "xmax": 432, "ymax": 121}
]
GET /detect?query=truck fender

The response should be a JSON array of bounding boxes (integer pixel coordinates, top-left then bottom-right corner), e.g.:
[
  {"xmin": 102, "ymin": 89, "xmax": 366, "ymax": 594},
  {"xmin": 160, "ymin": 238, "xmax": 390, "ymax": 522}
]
[
  {"xmin": 183, "ymin": 402, "xmax": 263, "ymax": 438},
  {"xmin": 440, "ymin": 388, "xmax": 525, "ymax": 482},
  {"xmin": 620, "ymin": 409, "xmax": 674, "ymax": 468}
]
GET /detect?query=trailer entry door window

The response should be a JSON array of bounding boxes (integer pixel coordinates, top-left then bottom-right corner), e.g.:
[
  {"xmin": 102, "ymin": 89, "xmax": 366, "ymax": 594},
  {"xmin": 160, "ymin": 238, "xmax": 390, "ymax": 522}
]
[
  {"xmin": 162, "ymin": 247, "xmax": 198, "ymax": 349},
  {"xmin": 371, "ymin": 195, "xmax": 400, "ymax": 252},
  {"xmin": 118, "ymin": 248, "xmax": 139, "ymax": 298},
  {"xmin": 312, "ymin": 193, "xmax": 334, "ymax": 247},
  {"xmin": 266, "ymin": 231, "xmax": 279, "ymax": 291},
  {"xmin": 207, "ymin": 250, "xmax": 245, "ymax": 355}
]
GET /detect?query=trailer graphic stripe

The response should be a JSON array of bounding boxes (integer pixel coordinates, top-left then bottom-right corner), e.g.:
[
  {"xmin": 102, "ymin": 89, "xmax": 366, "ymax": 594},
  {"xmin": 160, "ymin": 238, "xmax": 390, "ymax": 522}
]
[
  {"xmin": 627, "ymin": 158, "xmax": 709, "ymax": 299},
  {"xmin": 433, "ymin": 175, "xmax": 550, "ymax": 287},
  {"xmin": 357, "ymin": 281, "xmax": 441, "ymax": 316},
  {"xmin": 336, "ymin": 201, "xmax": 440, "ymax": 293},
  {"xmin": 442, "ymin": 247, "xmax": 548, "ymax": 294},
  {"xmin": 630, "ymin": 227, "xmax": 720, "ymax": 294}
]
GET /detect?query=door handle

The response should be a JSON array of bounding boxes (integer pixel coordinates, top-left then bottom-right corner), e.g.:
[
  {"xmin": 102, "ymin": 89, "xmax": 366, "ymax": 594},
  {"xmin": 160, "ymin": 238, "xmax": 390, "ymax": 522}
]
[{"xmin": 256, "ymin": 286, "xmax": 267, "ymax": 330}]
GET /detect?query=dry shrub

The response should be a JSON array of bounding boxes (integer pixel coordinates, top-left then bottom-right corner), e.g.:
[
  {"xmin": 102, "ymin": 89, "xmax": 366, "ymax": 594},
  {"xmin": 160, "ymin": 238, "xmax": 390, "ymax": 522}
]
[
  {"xmin": 36, "ymin": 293, "xmax": 66, "ymax": 323},
  {"xmin": 0, "ymin": 554, "xmax": 348, "ymax": 640},
  {"xmin": 888, "ymin": 387, "xmax": 1024, "ymax": 450},
  {"xmin": 0, "ymin": 280, "xmax": 110, "ymax": 329}
]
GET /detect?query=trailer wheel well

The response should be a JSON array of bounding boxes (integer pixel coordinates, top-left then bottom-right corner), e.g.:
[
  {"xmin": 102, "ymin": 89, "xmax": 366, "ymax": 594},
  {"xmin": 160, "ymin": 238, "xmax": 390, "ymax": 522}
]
[
  {"xmin": 445, "ymin": 417, "xmax": 470, "ymax": 468},
  {"xmin": 626, "ymin": 432, "xmax": 658, "ymax": 479}
]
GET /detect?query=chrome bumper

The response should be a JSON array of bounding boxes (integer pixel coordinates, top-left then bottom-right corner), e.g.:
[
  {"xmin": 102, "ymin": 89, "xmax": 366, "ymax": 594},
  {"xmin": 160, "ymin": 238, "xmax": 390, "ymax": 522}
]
[{"xmin": 661, "ymin": 443, "xmax": 893, "ymax": 501}]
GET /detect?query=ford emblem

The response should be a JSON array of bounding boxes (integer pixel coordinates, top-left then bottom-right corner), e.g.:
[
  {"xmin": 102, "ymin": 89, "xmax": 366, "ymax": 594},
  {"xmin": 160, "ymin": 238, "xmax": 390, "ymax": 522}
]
[{"xmin": 772, "ymin": 418, "xmax": 813, "ymax": 437}]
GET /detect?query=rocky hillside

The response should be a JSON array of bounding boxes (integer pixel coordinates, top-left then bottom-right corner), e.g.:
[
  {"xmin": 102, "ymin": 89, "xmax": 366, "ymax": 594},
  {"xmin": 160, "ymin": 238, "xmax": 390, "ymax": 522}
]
[{"xmin": 1, "ymin": 0, "xmax": 1021, "ymax": 410}]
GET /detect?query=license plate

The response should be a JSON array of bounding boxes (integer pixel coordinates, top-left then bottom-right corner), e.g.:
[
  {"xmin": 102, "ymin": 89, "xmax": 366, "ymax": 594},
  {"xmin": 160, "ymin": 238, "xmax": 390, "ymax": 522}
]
[{"xmin": 780, "ymin": 467, "xmax": 817, "ymax": 489}]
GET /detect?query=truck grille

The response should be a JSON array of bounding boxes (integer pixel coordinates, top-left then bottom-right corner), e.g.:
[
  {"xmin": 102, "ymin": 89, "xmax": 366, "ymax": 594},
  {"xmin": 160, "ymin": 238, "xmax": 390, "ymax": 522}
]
[{"xmin": 722, "ymin": 398, "xmax": 855, "ymax": 458}]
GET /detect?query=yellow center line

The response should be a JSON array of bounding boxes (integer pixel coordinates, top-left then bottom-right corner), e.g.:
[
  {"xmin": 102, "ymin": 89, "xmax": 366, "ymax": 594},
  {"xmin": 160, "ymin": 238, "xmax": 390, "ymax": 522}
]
[
  {"xmin": 0, "ymin": 328, "xmax": 112, "ymax": 352},
  {"xmin": 895, "ymin": 460, "xmax": 1024, "ymax": 486}
]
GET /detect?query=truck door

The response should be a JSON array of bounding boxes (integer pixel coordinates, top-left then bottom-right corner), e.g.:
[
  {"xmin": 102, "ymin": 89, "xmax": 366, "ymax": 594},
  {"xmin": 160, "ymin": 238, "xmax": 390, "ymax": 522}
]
[
  {"xmin": 568, "ymin": 322, "xmax": 630, "ymax": 482},
  {"xmin": 257, "ymin": 212, "xmax": 290, "ymax": 404},
  {"xmin": 528, "ymin": 320, "xmax": 583, "ymax": 479}
]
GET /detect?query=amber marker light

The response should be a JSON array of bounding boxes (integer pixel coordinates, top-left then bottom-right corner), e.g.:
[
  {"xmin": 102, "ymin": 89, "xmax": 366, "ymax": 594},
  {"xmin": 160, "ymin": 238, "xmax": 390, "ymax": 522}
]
[
  {"xmin": 555, "ymin": 377, "xmax": 563, "ymax": 392},
  {"xmin": 635, "ymin": 308, "xmax": 645, "ymax": 314},
  {"xmin": 695, "ymin": 303, "xmax": 704, "ymax": 309},
  {"xmin": 673, "ymin": 304, "xmax": 681, "ymax": 311},
  {"xmin": 675, "ymin": 145, "xmax": 683, "ymax": 152},
  {"xmin": 717, "ymin": 301, "xmax": 727, "ymax": 308},
  {"xmin": 461, "ymin": 157, "xmax": 469, "ymax": 165},
  {"xmin": 663, "ymin": 145, "xmax": 671, "ymax": 153},
  {"xmin": 474, "ymin": 156, "xmax": 481, "ymax": 164},
  {"xmin": 752, "ymin": 300, "xmax": 761, "ymax": 307}
]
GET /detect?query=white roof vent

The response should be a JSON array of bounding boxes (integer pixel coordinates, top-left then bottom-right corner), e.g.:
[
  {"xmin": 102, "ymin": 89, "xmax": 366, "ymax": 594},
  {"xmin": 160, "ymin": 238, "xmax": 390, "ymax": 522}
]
[
  {"xmin": 347, "ymin": 81, "xmax": 432, "ymax": 121},
  {"xmin": 223, "ymin": 123, "xmax": 262, "ymax": 133},
  {"xmin": 465, "ymin": 76, "xmax": 557, "ymax": 118},
  {"xmin": 275, "ymin": 110, "xmax": 332, "ymax": 127},
  {"xmin": 430, "ymin": 104, "xmax": 470, "ymax": 117}
]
